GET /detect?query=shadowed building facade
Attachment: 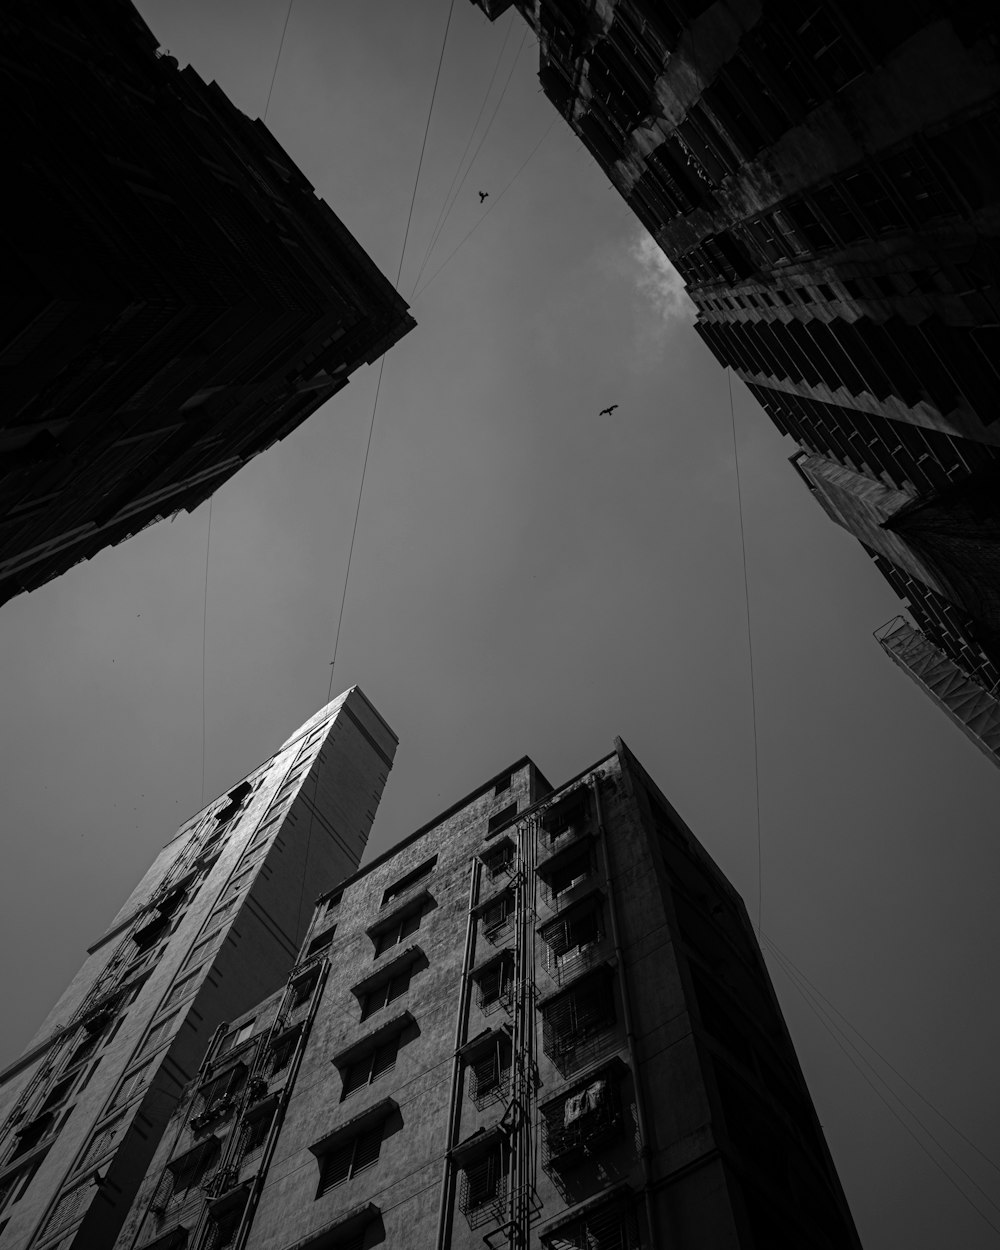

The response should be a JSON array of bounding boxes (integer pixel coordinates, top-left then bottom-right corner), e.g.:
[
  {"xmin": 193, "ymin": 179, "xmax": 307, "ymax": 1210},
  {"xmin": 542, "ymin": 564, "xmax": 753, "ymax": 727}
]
[
  {"xmin": 467, "ymin": 0, "xmax": 1000, "ymax": 764},
  {"xmin": 1, "ymin": 1, "xmax": 414, "ymax": 607},
  {"xmin": 111, "ymin": 739, "xmax": 860, "ymax": 1250},
  {"xmin": 0, "ymin": 689, "xmax": 396, "ymax": 1249}
]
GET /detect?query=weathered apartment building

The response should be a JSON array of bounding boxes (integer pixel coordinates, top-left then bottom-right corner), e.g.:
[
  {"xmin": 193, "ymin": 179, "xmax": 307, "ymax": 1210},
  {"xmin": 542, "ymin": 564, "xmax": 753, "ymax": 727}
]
[
  {"xmin": 468, "ymin": 0, "xmax": 1000, "ymax": 765},
  {"xmin": 1, "ymin": 1, "xmax": 414, "ymax": 607},
  {"xmin": 0, "ymin": 689, "xmax": 396, "ymax": 1250},
  {"xmin": 15, "ymin": 726, "xmax": 862, "ymax": 1249}
]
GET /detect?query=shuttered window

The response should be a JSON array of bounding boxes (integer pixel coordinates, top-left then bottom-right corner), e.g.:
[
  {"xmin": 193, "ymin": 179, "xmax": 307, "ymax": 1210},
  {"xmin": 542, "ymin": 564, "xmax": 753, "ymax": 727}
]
[
  {"xmin": 341, "ymin": 1037, "xmax": 400, "ymax": 1098},
  {"xmin": 317, "ymin": 1123, "xmax": 385, "ymax": 1195}
]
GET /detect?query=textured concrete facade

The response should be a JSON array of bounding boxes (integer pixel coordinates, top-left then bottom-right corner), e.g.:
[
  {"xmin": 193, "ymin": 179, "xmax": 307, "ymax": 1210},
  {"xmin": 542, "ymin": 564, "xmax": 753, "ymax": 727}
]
[
  {"xmin": 113, "ymin": 740, "xmax": 860, "ymax": 1250},
  {"xmin": 466, "ymin": 0, "xmax": 1000, "ymax": 759},
  {"xmin": 0, "ymin": 688, "xmax": 395, "ymax": 1250},
  {"xmin": 1, "ymin": 2, "xmax": 414, "ymax": 606}
]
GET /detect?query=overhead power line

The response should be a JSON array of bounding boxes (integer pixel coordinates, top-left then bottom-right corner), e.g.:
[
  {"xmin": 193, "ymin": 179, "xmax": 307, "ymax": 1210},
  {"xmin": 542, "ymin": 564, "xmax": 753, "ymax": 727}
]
[
  {"xmin": 762, "ymin": 932, "xmax": 1000, "ymax": 1235},
  {"xmin": 264, "ymin": 0, "xmax": 295, "ymax": 122},
  {"xmin": 409, "ymin": 11, "xmax": 517, "ymax": 297}
]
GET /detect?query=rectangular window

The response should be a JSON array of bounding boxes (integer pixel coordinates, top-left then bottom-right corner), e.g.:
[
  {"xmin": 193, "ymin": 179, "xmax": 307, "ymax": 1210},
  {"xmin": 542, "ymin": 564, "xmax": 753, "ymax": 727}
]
[
  {"xmin": 289, "ymin": 970, "xmax": 320, "ymax": 1010},
  {"xmin": 373, "ymin": 905, "xmax": 425, "ymax": 957},
  {"xmin": 480, "ymin": 838, "xmax": 514, "ymax": 879},
  {"xmin": 304, "ymin": 926, "xmax": 336, "ymax": 960},
  {"xmin": 544, "ymin": 849, "xmax": 592, "ymax": 902},
  {"xmin": 163, "ymin": 969, "xmax": 202, "ymax": 1011},
  {"xmin": 316, "ymin": 1122, "xmax": 385, "ymax": 1196},
  {"xmin": 269, "ymin": 1028, "xmax": 301, "ymax": 1077},
  {"xmin": 459, "ymin": 1142, "xmax": 506, "ymax": 1228},
  {"xmin": 216, "ymin": 1020, "xmax": 255, "ymax": 1057},
  {"xmin": 110, "ymin": 1062, "xmax": 152, "ymax": 1110},
  {"xmin": 541, "ymin": 794, "xmax": 589, "ymax": 844},
  {"xmin": 486, "ymin": 804, "xmax": 517, "ymax": 836},
  {"xmin": 381, "ymin": 857, "xmax": 437, "ymax": 907},
  {"xmin": 239, "ymin": 1108, "xmax": 274, "ymax": 1168},
  {"xmin": 341, "ymin": 1037, "xmax": 401, "ymax": 1099},
  {"xmin": 194, "ymin": 1067, "xmax": 246, "ymax": 1123},
  {"xmin": 541, "ymin": 971, "xmax": 617, "ymax": 1074},
  {"xmin": 137, "ymin": 1011, "xmax": 179, "ymax": 1060},
  {"xmin": 184, "ymin": 927, "xmax": 226, "ymax": 971},
  {"xmin": 360, "ymin": 968, "xmax": 413, "ymax": 1021},
  {"xmin": 494, "ymin": 774, "xmax": 511, "ymax": 795},
  {"xmin": 480, "ymin": 892, "xmax": 513, "ymax": 942},
  {"xmin": 541, "ymin": 903, "xmax": 603, "ymax": 982},
  {"xmin": 473, "ymin": 954, "xmax": 513, "ymax": 1015},
  {"xmin": 39, "ymin": 1074, "xmax": 76, "ymax": 1114},
  {"xmin": 467, "ymin": 1038, "xmax": 510, "ymax": 1109}
]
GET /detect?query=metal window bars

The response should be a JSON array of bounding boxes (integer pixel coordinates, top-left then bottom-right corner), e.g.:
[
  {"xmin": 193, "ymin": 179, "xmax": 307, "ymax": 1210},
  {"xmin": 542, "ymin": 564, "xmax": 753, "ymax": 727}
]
[
  {"xmin": 538, "ymin": 847, "xmax": 593, "ymax": 907},
  {"xmin": 480, "ymin": 837, "xmax": 515, "ymax": 880},
  {"xmin": 191, "ymin": 1067, "xmax": 246, "ymax": 1129},
  {"xmin": 541, "ymin": 1071, "xmax": 623, "ymax": 1171},
  {"xmin": 467, "ymin": 1038, "xmax": 512, "ymax": 1109},
  {"xmin": 459, "ymin": 1143, "xmax": 507, "ymax": 1230},
  {"xmin": 200, "ymin": 1206, "xmax": 242, "ymax": 1250},
  {"xmin": 540, "ymin": 903, "xmax": 604, "ymax": 986},
  {"xmin": 541, "ymin": 973, "xmax": 617, "ymax": 1076},
  {"xmin": 541, "ymin": 1192, "xmax": 640, "ymax": 1250},
  {"xmin": 473, "ymin": 952, "xmax": 514, "ymax": 1016},
  {"xmin": 540, "ymin": 792, "xmax": 590, "ymax": 850},
  {"xmin": 479, "ymin": 891, "xmax": 514, "ymax": 946}
]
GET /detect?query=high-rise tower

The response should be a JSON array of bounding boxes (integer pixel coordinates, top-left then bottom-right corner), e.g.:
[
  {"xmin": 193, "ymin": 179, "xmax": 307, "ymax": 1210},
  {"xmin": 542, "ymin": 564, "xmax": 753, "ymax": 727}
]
[
  {"xmin": 467, "ymin": 0, "xmax": 1000, "ymax": 765},
  {"xmin": 111, "ymin": 739, "xmax": 860, "ymax": 1250},
  {"xmin": 1, "ymin": 2, "xmax": 414, "ymax": 606},
  {"xmin": 0, "ymin": 689, "xmax": 396, "ymax": 1250}
]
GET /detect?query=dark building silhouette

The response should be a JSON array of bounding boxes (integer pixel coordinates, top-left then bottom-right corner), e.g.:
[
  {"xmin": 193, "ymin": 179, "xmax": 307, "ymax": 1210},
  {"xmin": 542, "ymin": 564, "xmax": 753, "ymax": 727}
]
[
  {"xmin": 469, "ymin": 0, "xmax": 1000, "ymax": 762},
  {"xmin": 1, "ymin": 2, "xmax": 414, "ymax": 607},
  {"xmin": 107, "ymin": 736, "xmax": 859, "ymax": 1250}
]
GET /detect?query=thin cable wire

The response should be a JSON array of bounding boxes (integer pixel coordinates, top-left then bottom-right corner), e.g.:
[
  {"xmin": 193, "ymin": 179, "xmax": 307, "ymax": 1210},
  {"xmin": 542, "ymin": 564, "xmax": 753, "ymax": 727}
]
[
  {"xmin": 409, "ymin": 12, "xmax": 516, "ymax": 296},
  {"xmin": 763, "ymin": 931, "xmax": 1000, "ymax": 1177},
  {"xmin": 763, "ymin": 935, "xmax": 1000, "ymax": 1233},
  {"xmin": 326, "ymin": 0, "xmax": 457, "ymax": 701},
  {"xmin": 200, "ymin": 495, "xmax": 213, "ymax": 805},
  {"xmin": 263, "ymin": 0, "xmax": 295, "ymax": 122},
  {"xmin": 414, "ymin": 118, "xmax": 557, "ymax": 301},
  {"xmin": 727, "ymin": 368, "xmax": 762, "ymax": 932},
  {"xmin": 410, "ymin": 21, "xmax": 527, "ymax": 296}
]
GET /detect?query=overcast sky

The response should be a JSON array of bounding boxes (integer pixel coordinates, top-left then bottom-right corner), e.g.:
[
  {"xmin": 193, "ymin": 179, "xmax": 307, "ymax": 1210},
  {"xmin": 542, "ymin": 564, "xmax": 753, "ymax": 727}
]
[{"xmin": 2, "ymin": 2, "xmax": 999, "ymax": 1244}]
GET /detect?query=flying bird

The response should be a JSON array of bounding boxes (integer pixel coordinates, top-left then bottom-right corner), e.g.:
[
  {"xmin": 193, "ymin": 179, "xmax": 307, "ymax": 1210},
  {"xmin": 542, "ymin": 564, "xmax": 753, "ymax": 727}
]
[
  {"xmin": 599, "ymin": 403, "xmax": 619, "ymax": 416},
  {"xmin": 478, "ymin": 190, "xmax": 489, "ymax": 203}
]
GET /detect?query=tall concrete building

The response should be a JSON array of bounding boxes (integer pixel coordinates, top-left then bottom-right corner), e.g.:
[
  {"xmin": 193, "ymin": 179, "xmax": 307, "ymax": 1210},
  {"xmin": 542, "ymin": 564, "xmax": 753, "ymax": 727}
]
[
  {"xmin": 1, "ymin": 1, "xmax": 414, "ymax": 607},
  {"xmin": 0, "ymin": 689, "xmax": 396, "ymax": 1250},
  {"xmin": 109, "ymin": 739, "xmax": 860, "ymax": 1250},
  {"xmin": 467, "ymin": 0, "xmax": 1000, "ymax": 764}
]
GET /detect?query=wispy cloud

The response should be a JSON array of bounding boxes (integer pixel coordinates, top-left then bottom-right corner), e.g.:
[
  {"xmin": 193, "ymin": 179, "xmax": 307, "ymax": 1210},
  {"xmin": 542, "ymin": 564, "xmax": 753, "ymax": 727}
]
[{"xmin": 629, "ymin": 230, "xmax": 696, "ymax": 324}]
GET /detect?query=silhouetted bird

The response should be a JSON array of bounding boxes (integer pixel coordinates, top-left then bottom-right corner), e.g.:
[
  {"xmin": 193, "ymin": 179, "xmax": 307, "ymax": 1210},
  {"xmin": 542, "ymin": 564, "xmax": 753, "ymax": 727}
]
[
  {"xmin": 478, "ymin": 190, "xmax": 489, "ymax": 203},
  {"xmin": 599, "ymin": 404, "xmax": 619, "ymax": 416}
]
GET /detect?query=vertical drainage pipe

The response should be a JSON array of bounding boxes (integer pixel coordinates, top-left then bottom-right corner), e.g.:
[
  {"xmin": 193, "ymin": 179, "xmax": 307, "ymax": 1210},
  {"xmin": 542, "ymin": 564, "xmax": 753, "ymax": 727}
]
[
  {"xmin": 435, "ymin": 858, "xmax": 480, "ymax": 1249},
  {"xmin": 591, "ymin": 775, "xmax": 658, "ymax": 1247}
]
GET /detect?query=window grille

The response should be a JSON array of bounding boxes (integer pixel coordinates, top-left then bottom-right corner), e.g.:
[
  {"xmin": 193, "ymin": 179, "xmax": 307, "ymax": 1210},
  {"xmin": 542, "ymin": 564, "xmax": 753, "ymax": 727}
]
[
  {"xmin": 193, "ymin": 1067, "xmax": 245, "ymax": 1125},
  {"xmin": 238, "ymin": 1110, "xmax": 273, "ymax": 1170},
  {"xmin": 317, "ymin": 1123, "xmax": 385, "ymax": 1196},
  {"xmin": 480, "ymin": 838, "xmax": 514, "ymax": 880},
  {"xmin": 540, "ymin": 902, "xmax": 604, "ymax": 984},
  {"xmin": 289, "ymin": 970, "xmax": 319, "ymax": 1011},
  {"xmin": 372, "ymin": 904, "xmax": 425, "ymax": 956},
  {"xmin": 466, "ymin": 1038, "xmax": 511, "ymax": 1109},
  {"xmin": 479, "ymin": 891, "xmax": 514, "ymax": 945},
  {"xmin": 541, "ymin": 795, "xmax": 589, "ymax": 847},
  {"xmin": 458, "ymin": 1142, "xmax": 506, "ymax": 1229},
  {"xmin": 473, "ymin": 953, "xmax": 514, "ymax": 1016},
  {"xmin": 341, "ymin": 1037, "xmax": 400, "ymax": 1099},
  {"xmin": 41, "ymin": 1182, "xmax": 91, "ymax": 1237},
  {"xmin": 201, "ymin": 1207, "xmax": 242, "ymax": 1250},
  {"xmin": 541, "ymin": 1193, "xmax": 639, "ymax": 1249},
  {"xmin": 541, "ymin": 972, "xmax": 617, "ymax": 1075},
  {"xmin": 540, "ymin": 848, "xmax": 592, "ymax": 906},
  {"xmin": 541, "ymin": 1072, "xmax": 624, "ymax": 1171},
  {"xmin": 153, "ymin": 1140, "xmax": 217, "ymax": 1210},
  {"xmin": 268, "ymin": 1028, "xmax": 300, "ymax": 1077},
  {"xmin": 360, "ymin": 968, "xmax": 412, "ymax": 1021}
]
